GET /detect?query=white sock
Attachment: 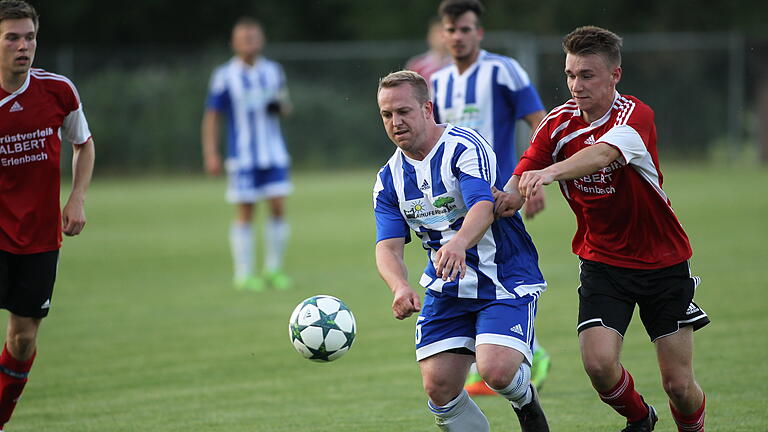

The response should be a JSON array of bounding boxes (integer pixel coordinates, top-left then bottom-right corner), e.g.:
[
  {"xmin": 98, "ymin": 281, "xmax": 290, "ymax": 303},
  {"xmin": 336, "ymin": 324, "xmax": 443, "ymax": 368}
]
[
  {"xmin": 428, "ymin": 389, "xmax": 490, "ymax": 432},
  {"xmin": 490, "ymin": 363, "xmax": 533, "ymax": 409},
  {"xmin": 230, "ymin": 222, "xmax": 253, "ymax": 281},
  {"xmin": 264, "ymin": 217, "xmax": 289, "ymax": 272}
]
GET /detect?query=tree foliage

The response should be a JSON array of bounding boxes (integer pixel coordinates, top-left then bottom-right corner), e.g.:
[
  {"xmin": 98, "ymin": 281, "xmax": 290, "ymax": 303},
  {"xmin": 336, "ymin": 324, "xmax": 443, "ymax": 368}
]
[{"xmin": 30, "ymin": 0, "xmax": 768, "ymax": 47}]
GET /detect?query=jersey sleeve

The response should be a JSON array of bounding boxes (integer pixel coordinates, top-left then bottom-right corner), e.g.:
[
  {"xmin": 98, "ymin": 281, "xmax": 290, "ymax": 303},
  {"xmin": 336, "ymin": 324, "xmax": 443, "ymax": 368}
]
[
  {"xmin": 597, "ymin": 103, "xmax": 655, "ymax": 166},
  {"xmin": 373, "ymin": 166, "xmax": 411, "ymax": 243},
  {"xmin": 451, "ymin": 142, "xmax": 494, "ymax": 208},
  {"xmin": 62, "ymin": 104, "xmax": 92, "ymax": 145},
  {"xmin": 59, "ymin": 80, "xmax": 92, "ymax": 145},
  {"xmin": 495, "ymin": 58, "xmax": 545, "ymax": 119},
  {"xmin": 205, "ymin": 67, "xmax": 230, "ymax": 112}
]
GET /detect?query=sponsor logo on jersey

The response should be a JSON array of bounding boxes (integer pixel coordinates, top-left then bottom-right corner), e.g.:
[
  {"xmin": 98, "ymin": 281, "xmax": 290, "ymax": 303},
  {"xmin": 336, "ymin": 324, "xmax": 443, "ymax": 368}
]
[
  {"xmin": 9, "ymin": 101, "xmax": 23, "ymax": 112},
  {"xmin": 509, "ymin": 324, "xmax": 524, "ymax": 335},
  {"xmin": 420, "ymin": 179, "xmax": 430, "ymax": 191},
  {"xmin": 41, "ymin": 299, "xmax": 50, "ymax": 309},
  {"xmin": 403, "ymin": 195, "xmax": 465, "ymax": 225},
  {"xmin": 686, "ymin": 303, "xmax": 700, "ymax": 315},
  {"xmin": 584, "ymin": 135, "xmax": 596, "ymax": 146}
]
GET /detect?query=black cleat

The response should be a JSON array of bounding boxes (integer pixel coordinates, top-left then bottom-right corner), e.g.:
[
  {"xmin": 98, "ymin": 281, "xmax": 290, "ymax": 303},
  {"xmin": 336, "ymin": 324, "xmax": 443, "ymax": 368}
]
[
  {"xmin": 621, "ymin": 404, "xmax": 658, "ymax": 432},
  {"xmin": 513, "ymin": 384, "xmax": 549, "ymax": 432}
]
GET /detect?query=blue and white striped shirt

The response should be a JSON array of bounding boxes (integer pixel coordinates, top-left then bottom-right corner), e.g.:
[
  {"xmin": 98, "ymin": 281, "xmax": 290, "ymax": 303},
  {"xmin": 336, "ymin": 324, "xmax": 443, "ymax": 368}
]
[
  {"xmin": 431, "ymin": 50, "xmax": 544, "ymax": 182},
  {"xmin": 373, "ymin": 124, "xmax": 545, "ymax": 300},
  {"xmin": 206, "ymin": 57, "xmax": 290, "ymax": 171}
]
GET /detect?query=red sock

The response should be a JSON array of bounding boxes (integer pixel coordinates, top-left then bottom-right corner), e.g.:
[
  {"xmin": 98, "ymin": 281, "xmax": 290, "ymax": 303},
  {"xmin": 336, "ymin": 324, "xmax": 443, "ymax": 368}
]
[
  {"xmin": 597, "ymin": 366, "xmax": 649, "ymax": 422},
  {"xmin": 0, "ymin": 344, "xmax": 36, "ymax": 428},
  {"xmin": 670, "ymin": 394, "xmax": 706, "ymax": 432}
]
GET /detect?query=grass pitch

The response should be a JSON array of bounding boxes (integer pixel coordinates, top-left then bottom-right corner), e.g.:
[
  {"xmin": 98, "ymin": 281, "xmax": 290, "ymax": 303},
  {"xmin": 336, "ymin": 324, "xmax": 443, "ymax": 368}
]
[{"xmin": 4, "ymin": 165, "xmax": 766, "ymax": 431}]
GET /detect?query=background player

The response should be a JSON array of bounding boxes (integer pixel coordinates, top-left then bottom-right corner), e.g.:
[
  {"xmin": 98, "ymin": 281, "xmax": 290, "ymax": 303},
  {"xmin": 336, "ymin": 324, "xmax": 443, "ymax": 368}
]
[
  {"xmin": 202, "ymin": 17, "xmax": 292, "ymax": 291},
  {"xmin": 431, "ymin": 0, "xmax": 551, "ymax": 395},
  {"xmin": 374, "ymin": 70, "xmax": 548, "ymax": 431},
  {"xmin": 499, "ymin": 26, "xmax": 709, "ymax": 432},
  {"xmin": 0, "ymin": 1, "xmax": 95, "ymax": 429},
  {"xmin": 405, "ymin": 17, "xmax": 451, "ymax": 83}
]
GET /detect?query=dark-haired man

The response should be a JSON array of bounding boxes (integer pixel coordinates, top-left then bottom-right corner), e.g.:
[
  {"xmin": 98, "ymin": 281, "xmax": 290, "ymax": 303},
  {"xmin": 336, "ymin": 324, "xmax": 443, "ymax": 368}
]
[
  {"xmin": 202, "ymin": 17, "xmax": 293, "ymax": 291},
  {"xmin": 432, "ymin": 0, "xmax": 552, "ymax": 396},
  {"xmin": 0, "ymin": 1, "xmax": 95, "ymax": 429},
  {"xmin": 499, "ymin": 26, "xmax": 709, "ymax": 432}
]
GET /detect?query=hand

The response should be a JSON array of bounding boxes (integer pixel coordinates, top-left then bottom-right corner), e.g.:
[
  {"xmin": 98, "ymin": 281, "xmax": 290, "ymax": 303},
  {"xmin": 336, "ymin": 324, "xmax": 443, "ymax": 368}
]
[
  {"xmin": 518, "ymin": 169, "xmax": 555, "ymax": 200},
  {"xmin": 266, "ymin": 100, "xmax": 282, "ymax": 115},
  {"xmin": 523, "ymin": 189, "xmax": 546, "ymax": 219},
  {"xmin": 434, "ymin": 237, "xmax": 467, "ymax": 282},
  {"xmin": 204, "ymin": 153, "xmax": 222, "ymax": 176},
  {"xmin": 392, "ymin": 286, "xmax": 421, "ymax": 320},
  {"xmin": 492, "ymin": 186, "xmax": 525, "ymax": 219},
  {"xmin": 62, "ymin": 198, "xmax": 86, "ymax": 236}
]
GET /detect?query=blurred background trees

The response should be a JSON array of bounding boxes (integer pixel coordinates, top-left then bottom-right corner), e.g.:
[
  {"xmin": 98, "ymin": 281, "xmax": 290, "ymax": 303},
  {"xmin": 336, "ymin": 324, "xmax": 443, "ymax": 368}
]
[{"xmin": 27, "ymin": 0, "xmax": 768, "ymax": 172}]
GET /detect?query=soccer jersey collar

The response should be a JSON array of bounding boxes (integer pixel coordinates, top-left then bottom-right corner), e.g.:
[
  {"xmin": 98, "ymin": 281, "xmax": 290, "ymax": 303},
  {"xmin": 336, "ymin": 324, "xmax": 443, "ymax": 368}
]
[
  {"xmin": 0, "ymin": 71, "xmax": 30, "ymax": 109},
  {"xmin": 400, "ymin": 124, "xmax": 451, "ymax": 166},
  {"xmin": 451, "ymin": 50, "xmax": 486, "ymax": 78},
  {"xmin": 232, "ymin": 56, "xmax": 262, "ymax": 72},
  {"xmin": 572, "ymin": 91, "xmax": 621, "ymax": 126}
]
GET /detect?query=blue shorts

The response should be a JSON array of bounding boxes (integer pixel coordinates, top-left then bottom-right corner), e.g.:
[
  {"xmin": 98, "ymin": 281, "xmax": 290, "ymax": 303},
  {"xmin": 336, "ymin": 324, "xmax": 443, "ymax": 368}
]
[
  {"xmin": 227, "ymin": 166, "xmax": 292, "ymax": 203},
  {"xmin": 415, "ymin": 290, "xmax": 538, "ymax": 363}
]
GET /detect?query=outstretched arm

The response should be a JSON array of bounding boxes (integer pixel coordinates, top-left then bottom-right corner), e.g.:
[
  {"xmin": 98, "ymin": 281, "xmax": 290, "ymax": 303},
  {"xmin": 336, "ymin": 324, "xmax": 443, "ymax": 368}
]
[
  {"xmin": 518, "ymin": 143, "xmax": 620, "ymax": 199},
  {"xmin": 62, "ymin": 138, "xmax": 95, "ymax": 236},
  {"xmin": 375, "ymin": 237, "xmax": 421, "ymax": 320}
]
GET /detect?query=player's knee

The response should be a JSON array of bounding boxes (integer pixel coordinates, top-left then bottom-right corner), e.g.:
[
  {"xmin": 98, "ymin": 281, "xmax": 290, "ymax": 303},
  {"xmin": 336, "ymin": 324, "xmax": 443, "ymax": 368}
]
[
  {"xmin": 480, "ymin": 363, "xmax": 518, "ymax": 390},
  {"xmin": 662, "ymin": 375, "xmax": 695, "ymax": 402},
  {"xmin": 7, "ymin": 332, "xmax": 37, "ymax": 359},
  {"xmin": 582, "ymin": 354, "xmax": 619, "ymax": 383},
  {"xmin": 423, "ymin": 378, "xmax": 460, "ymax": 407}
]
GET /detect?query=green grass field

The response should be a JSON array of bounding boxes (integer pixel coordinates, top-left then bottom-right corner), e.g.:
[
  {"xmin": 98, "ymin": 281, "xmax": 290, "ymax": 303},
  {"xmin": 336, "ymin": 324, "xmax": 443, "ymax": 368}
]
[{"xmin": 4, "ymin": 165, "xmax": 767, "ymax": 431}]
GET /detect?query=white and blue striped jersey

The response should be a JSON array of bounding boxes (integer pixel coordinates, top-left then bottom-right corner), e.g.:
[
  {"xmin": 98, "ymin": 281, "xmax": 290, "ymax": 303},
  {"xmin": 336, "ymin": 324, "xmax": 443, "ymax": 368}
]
[
  {"xmin": 430, "ymin": 50, "xmax": 544, "ymax": 182},
  {"xmin": 373, "ymin": 124, "xmax": 545, "ymax": 300},
  {"xmin": 206, "ymin": 57, "xmax": 290, "ymax": 171}
]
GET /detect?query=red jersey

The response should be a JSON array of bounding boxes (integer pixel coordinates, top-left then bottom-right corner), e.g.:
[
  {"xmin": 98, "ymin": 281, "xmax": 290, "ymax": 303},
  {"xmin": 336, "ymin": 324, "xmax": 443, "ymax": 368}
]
[
  {"xmin": 515, "ymin": 92, "xmax": 691, "ymax": 269},
  {"xmin": 405, "ymin": 51, "xmax": 451, "ymax": 83},
  {"xmin": 0, "ymin": 68, "xmax": 92, "ymax": 254}
]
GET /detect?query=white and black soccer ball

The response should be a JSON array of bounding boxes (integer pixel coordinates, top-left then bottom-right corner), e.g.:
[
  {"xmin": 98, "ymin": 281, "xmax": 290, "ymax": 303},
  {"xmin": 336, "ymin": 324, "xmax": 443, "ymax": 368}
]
[{"xmin": 288, "ymin": 295, "xmax": 356, "ymax": 362}]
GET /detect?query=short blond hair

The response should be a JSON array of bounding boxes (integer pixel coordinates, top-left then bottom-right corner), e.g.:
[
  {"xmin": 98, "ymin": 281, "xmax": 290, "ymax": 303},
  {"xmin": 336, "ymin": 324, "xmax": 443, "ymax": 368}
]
[{"xmin": 377, "ymin": 70, "xmax": 430, "ymax": 105}]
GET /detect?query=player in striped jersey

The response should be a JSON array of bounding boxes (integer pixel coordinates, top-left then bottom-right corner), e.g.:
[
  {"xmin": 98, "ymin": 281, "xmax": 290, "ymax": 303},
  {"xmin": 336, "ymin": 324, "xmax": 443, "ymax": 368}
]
[
  {"xmin": 202, "ymin": 17, "xmax": 292, "ymax": 291},
  {"xmin": 433, "ymin": 0, "xmax": 551, "ymax": 396},
  {"xmin": 0, "ymin": 2, "xmax": 95, "ymax": 430},
  {"xmin": 374, "ymin": 70, "xmax": 549, "ymax": 432},
  {"xmin": 498, "ymin": 27, "xmax": 708, "ymax": 432}
]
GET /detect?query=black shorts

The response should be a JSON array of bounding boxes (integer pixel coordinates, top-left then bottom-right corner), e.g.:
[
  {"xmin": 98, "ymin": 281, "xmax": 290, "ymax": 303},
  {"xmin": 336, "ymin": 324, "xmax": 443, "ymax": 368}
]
[
  {"xmin": 577, "ymin": 258, "xmax": 710, "ymax": 342},
  {"xmin": 0, "ymin": 250, "xmax": 59, "ymax": 318}
]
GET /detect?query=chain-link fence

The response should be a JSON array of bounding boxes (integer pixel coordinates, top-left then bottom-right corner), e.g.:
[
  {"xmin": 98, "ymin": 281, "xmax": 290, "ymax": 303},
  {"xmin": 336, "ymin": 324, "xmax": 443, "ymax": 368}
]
[{"xmin": 34, "ymin": 31, "xmax": 762, "ymax": 174}]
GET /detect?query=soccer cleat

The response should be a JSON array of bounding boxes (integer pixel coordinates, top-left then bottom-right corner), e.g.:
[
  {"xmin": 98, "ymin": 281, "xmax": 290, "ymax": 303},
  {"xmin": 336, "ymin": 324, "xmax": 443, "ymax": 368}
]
[
  {"xmin": 264, "ymin": 270, "xmax": 292, "ymax": 290},
  {"xmin": 530, "ymin": 346, "xmax": 552, "ymax": 391},
  {"xmin": 464, "ymin": 370, "xmax": 497, "ymax": 396},
  {"xmin": 234, "ymin": 275, "xmax": 265, "ymax": 292},
  {"xmin": 513, "ymin": 384, "xmax": 550, "ymax": 432},
  {"xmin": 621, "ymin": 404, "xmax": 658, "ymax": 432}
]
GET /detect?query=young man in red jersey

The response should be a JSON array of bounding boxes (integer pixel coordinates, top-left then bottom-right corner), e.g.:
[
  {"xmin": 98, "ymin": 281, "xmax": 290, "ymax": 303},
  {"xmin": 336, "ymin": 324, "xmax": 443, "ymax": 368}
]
[
  {"xmin": 0, "ymin": 1, "xmax": 94, "ymax": 429},
  {"xmin": 495, "ymin": 26, "xmax": 709, "ymax": 432}
]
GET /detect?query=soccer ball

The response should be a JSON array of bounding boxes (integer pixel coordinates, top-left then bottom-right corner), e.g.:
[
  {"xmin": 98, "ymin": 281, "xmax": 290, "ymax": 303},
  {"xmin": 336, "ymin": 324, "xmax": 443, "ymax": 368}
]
[{"xmin": 289, "ymin": 295, "xmax": 356, "ymax": 362}]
